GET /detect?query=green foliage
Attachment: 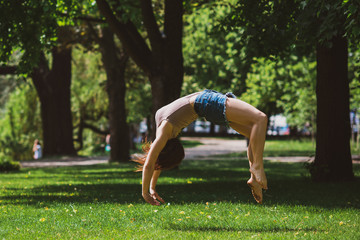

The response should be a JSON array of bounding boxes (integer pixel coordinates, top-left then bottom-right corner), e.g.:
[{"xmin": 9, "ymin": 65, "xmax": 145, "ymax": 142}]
[
  {"xmin": 241, "ymin": 56, "xmax": 317, "ymax": 131},
  {"xmin": 126, "ymin": 82, "xmax": 152, "ymax": 124},
  {"xmin": 71, "ymin": 46, "xmax": 151, "ymax": 155},
  {"xmin": 220, "ymin": 0, "xmax": 360, "ymax": 57},
  {"xmin": 0, "ymin": 0, "xmax": 83, "ymax": 72},
  {"xmin": 0, "ymin": 152, "xmax": 20, "ymax": 172},
  {"xmin": 0, "ymin": 75, "xmax": 18, "ymax": 113},
  {"xmin": 349, "ymin": 46, "xmax": 360, "ymax": 110},
  {"xmin": 183, "ymin": 2, "xmax": 248, "ymax": 96},
  {"xmin": 125, "ymin": 60, "xmax": 152, "ymax": 124},
  {"xmin": 71, "ymin": 46, "xmax": 108, "ymax": 155},
  {"xmin": 241, "ymin": 58, "xmax": 283, "ymax": 115},
  {"xmin": 0, "ymin": 0, "xmax": 56, "ymax": 71},
  {"xmin": 343, "ymin": 0, "xmax": 360, "ymax": 40},
  {"xmin": 110, "ymin": 0, "xmax": 142, "ymax": 24},
  {"xmin": 277, "ymin": 57, "xmax": 317, "ymax": 132},
  {"xmin": 0, "ymin": 82, "xmax": 41, "ymax": 161},
  {"xmin": 297, "ymin": 0, "xmax": 360, "ymax": 46},
  {"xmin": 219, "ymin": 0, "xmax": 300, "ymax": 57}
]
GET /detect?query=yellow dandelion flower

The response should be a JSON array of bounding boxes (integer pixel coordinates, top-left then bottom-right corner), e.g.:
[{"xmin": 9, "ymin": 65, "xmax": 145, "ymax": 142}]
[{"xmin": 39, "ymin": 218, "xmax": 46, "ymax": 222}]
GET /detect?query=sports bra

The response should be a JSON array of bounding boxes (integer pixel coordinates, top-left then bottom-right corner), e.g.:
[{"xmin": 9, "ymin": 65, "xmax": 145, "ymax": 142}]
[{"xmin": 155, "ymin": 92, "xmax": 199, "ymax": 138}]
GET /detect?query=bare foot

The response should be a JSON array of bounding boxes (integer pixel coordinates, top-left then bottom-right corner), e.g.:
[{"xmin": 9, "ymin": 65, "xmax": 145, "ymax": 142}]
[
  {"xmin": 249, "ymin": 166, "xmax": 268, "ymax": 189},
  {"xmin": 247, "ymin": 178, "xmax": 263, "ymax": 204}
]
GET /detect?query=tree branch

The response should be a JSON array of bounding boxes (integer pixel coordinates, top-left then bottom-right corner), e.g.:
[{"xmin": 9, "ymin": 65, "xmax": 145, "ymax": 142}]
[
  {"xmin": 164, "ymin": 0, "xmax": 183, "ymax": 43},
  {"xmin": 83, "ymin": 122, "xmax": 109, "ymax": 135},
  {"xmin": 96, "ymin": 0, "xmax": 153, "ymax": 74},
  {"xmin": 140, "ymin": 0, "xmax": 164, "ymax": 53},
  {"xmin": 86, "ymin": 21, "xmax": 102, "ymax": 44},
  {"xmin": 59, "ymin": 13, "xmax": 106, "ymax": 23},
  {"xmin": 0, "ymin": 66, "xmax": 17, "ymax": 75}
]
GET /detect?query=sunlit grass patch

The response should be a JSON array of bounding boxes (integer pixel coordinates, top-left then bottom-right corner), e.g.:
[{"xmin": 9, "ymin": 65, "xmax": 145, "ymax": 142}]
[{"xmin": 0, "ymin": 159, "xmax": 359, "ymax": 239}]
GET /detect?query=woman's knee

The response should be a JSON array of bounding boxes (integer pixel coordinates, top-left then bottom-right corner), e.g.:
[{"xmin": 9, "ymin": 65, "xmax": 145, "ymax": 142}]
[{"xmin": 255, "ymin": 111, "xmax": 268, "ymax": 125}]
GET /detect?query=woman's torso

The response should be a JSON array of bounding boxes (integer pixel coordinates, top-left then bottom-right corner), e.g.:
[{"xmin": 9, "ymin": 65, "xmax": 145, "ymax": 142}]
[{"xmin": 155, "ymin": 93, "xmax": 200, "ymax": 138}]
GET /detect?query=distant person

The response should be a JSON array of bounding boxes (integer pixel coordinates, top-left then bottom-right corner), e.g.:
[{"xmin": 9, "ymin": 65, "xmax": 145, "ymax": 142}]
[
  {"xmin": 141, "ymin": 132, "xmax": 148, "ymax": 143},
  {"xmin": 32, "ymin": 139, "xmax": 42, "ymax": 160},
  {"xmin": 133, "ymin": 89, "xmax": 268, "ymax": 205},
  {"xmin": 105, "ymin": 134, "xmax": 111, "ymax": 152}
]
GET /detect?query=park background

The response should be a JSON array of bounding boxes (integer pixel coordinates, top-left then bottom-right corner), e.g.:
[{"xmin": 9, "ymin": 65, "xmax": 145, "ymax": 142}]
[{"xmin": 0, "ymin": 0, "xmax": 360, "ymax": 239}]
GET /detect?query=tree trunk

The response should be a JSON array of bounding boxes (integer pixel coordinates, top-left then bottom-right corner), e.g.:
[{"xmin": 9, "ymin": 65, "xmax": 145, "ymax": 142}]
[
  {"xmin": 100, "ymin": 27, "xmax": 130, "ymax": 162},
  {"xmin": 31, "ymin": 47, "xmax": 76, "ymax": 156},
  {"xmin": 149, "ymin": 68, "xmax": 183, "ymax": 139},
  {"xmin": 312, "ymin": 35, "xmax": 353, "ymax": 181},
  {"xmin": 96, "ymin": 0, "xmax": 184, "ymax": 140},
  {"xmin": 148, "ymin": 0, "xmax": 184, "ymax": 139}
]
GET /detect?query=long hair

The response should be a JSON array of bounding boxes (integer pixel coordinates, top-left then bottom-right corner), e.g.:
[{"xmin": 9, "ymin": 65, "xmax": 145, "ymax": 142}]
[{"xmin": 133, "ymin": 138, "xmax": 185, "ymax": 172}]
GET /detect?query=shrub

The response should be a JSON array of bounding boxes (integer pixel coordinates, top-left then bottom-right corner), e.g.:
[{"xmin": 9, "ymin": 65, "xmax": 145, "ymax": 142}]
[{"xmin": 0, "ymin": 153, "xmax": 21, "ymax": 172}]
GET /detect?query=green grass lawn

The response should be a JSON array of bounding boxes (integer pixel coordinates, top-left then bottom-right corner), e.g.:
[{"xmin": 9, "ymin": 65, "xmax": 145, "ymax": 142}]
[
  {"xmin": 223, "ymin": 138, "xmax": 360, "ymax": 158},
  {"xmin": 1, "ymin": 158, "xmax": 359, "ymax": 239}
]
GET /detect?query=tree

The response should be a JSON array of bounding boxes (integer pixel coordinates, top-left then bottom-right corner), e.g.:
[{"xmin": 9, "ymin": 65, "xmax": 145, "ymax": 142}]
[
  {"xmin": 221, "ymin": 0, "xmax": 359, "ymax": 181},
  {"xmin": 31, "ymin": 30, "xmax": 76, "ymax": 156},
  {"xmin": 98, "ymin": 27, "xmax": 130, "ymax": 162},
  {"xmin": 0, "ymin": 1, "xmax": 78, "ymax": 156},
  {"xmin": 96, "ymin": 0, "xmax": 184, "ymax": 138}
]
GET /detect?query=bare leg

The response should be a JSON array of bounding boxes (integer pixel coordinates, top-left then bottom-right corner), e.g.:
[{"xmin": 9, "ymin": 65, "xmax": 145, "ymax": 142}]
[
  {"xmin": 226, "ymin": 98, "xmax": 268, "ymax": 189},
  {"xmin": 228, "ymin": 123, "xmax": 264, "ymax": 203},
  {"xmin": 247, "ymin": 174, "xmax": 263, "ymax": 204},
  {"xmin": 247, "ymin": 144, "xmax": 263, "ymax": 204},
  {"xmin": 248, "ymin": 132, "xmax": 268, "ymax": 189}
]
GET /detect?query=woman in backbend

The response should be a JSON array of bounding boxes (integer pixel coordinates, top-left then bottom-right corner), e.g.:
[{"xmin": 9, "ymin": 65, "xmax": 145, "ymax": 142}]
[{"xmin": 134, "ymin": 89, "xmax": 268, "ymax": 205}]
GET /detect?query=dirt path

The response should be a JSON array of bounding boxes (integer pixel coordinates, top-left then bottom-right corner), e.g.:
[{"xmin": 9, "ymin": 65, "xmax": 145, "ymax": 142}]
[
  {"xmin": 20, "ymin": 137, "xmax": 248, "ymax": 168},
  {"xmin": 20, "ymin": 137, "xmax": 359, "ymax": 168},
  {"xmin": 182, "ymin": 137, "xmax": 247, "ymax": 160}
]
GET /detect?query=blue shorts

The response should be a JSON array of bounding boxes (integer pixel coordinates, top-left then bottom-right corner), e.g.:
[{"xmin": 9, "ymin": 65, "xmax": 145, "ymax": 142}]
[{"xmin": 194, "ymin": 90, "xmax": 236, "ymax": 126}]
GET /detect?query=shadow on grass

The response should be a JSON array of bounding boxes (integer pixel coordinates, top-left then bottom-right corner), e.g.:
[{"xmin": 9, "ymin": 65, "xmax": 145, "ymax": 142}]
[
  {"xmin": 165, "ymin": 224, "xmax": 318, "ymax": 233},
  {"xmin": 219, "ymin": 150, "xmax": 315, "ymax": 158},
  {"xmin": 1, "ymin": 161, "xmax": 360, "ymax": 209}
]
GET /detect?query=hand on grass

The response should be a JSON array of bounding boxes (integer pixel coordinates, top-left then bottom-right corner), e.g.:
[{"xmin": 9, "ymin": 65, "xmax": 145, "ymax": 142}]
[{"xmin": 143, "ymin": 191, "xmax": 165, "ymax": 206}]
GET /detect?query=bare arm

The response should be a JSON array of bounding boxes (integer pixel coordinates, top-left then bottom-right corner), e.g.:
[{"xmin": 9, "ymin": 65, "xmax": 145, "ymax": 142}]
[
  {"xmin": 149, "ymin": 170, "xmax": 165, "ymax": 204},
  {"xmin": 150, "ymin": 170, "xmax": 162, "ymax": 191},
  {"xmin": 142, "ymin": 122, "xmax": 172, "ymax": 205}
]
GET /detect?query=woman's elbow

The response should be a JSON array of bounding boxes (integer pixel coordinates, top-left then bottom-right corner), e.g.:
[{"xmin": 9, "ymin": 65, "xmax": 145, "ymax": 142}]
[{"xmin": 143, "ymin": 163, "xmax": 154, "ymax": 172}]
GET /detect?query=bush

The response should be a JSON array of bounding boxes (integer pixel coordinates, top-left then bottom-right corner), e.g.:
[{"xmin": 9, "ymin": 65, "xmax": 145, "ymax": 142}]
[{"xmin": 0, "ymin": 153, "xmax": 21, "ymax": 172}]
